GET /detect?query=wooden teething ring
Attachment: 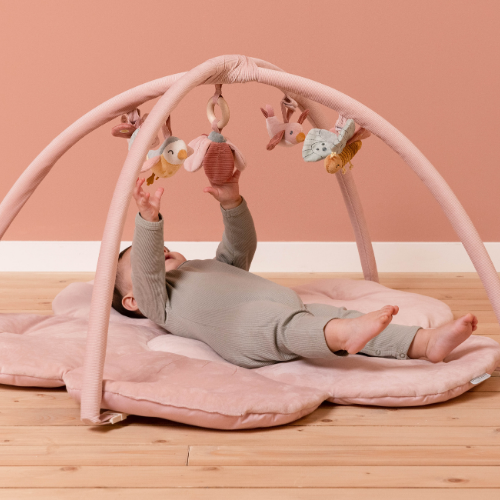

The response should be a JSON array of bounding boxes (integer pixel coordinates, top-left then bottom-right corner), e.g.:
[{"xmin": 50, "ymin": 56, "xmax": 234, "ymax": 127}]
[{"xmin": 206, "ymin": 95, "xmax": 230, "ymax": 130}]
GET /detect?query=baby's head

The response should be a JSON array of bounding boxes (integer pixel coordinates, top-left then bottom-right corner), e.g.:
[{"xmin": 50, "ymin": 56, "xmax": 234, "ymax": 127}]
[{"xmin": 112, "ymin": 245, "xmax": 187, "ymax": 318}]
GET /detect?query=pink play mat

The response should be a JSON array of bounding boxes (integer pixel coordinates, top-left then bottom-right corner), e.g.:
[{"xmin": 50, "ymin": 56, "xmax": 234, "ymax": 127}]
[
  {"xmin": 1, "ymin": 55, "xmax": 500, "ymax": 427},
  {"xmin": 0, "ymin": 279, "xmax": 498, "ymax": 430}
]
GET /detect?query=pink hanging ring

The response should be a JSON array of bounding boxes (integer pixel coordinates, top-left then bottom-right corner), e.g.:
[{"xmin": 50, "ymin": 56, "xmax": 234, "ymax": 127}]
[{"xmin": 206, "ymin": 95, "xmax": 230, "ymax": 131}]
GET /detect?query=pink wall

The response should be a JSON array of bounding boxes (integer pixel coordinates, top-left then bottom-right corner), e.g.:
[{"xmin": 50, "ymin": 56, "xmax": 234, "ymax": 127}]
[{"xmin": 1, "ymin": 0, "xmax": 499, "ymax": 242}]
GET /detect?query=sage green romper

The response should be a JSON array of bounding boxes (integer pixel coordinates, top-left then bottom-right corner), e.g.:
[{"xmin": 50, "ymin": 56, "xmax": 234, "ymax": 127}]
[{"xmin": 131, "ymin": 198, "xmax": 419, "ymax": 369}]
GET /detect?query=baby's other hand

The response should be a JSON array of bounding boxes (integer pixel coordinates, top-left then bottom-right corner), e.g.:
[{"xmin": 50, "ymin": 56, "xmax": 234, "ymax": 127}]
[
  {"xmin": 133, "ymin": 178, "xmax": 164, "ymax": 222},
  {"xmin": 203, "ymin": 169, "xmax": 242, "ymax": 210}
]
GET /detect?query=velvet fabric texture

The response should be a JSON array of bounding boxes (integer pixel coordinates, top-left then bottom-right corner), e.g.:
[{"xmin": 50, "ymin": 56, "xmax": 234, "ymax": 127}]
[{"xmin": 0, "ymin": 279, "xmax": 499, "ymax": 429}]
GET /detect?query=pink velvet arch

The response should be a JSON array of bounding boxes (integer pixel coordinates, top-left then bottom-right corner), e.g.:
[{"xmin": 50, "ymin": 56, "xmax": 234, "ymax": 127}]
[{"xmin": 0, "ymin": 55, "xmax": 499, "ymax": 426}]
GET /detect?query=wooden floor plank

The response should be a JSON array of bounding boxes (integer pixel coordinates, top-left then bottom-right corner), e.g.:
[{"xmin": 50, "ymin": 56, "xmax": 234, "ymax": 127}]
[
  {"xmin": 453, "ymin": 311, "xmax": 499, "ymax": 322},
  {"xmin": 189, "ymin": 445, "xmax": 500, "ymax": 466},
  {"xmin": 0, "ymin": 445, "xmax": 188, "ymax": 466},
  {"xmin": 3, "ymin": 489, "xmax": 500, "ymax": 500},
  {"xmin": 0, "ymin": 387, "xmax": 77, "ymax": 408},
  {"xmin": 1, "ymin": 404, "xmax": 499, "ymax": 427},
  {"xmin": 292, "ymin": 405, "xmax": 500, "ymax": 426},
  {"xmin": 470, "ymin": 377, "xmax": 500, "ymax": 391},
  {"xmin": 1, "ymin": 424, "xmax": 500, "ymax": 446},
  {"xmin": 0, "ymin": 465, "xmax": 499, "ymax": 488}
]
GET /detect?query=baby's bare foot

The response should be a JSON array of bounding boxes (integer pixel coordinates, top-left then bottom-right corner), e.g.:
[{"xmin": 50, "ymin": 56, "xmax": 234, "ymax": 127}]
[
  {"xmin": 424, "ymin": 314, "xmax": 477, "ymax": 363},
  {"xmin": 324, "ymin": 305, "xmax": 399, "ymax": 354}
]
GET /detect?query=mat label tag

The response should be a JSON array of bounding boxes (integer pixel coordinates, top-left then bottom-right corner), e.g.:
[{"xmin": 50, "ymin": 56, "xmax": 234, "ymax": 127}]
[{"xmin": 470, "ymin": 373, "xmax": 491, "ymax": 385}]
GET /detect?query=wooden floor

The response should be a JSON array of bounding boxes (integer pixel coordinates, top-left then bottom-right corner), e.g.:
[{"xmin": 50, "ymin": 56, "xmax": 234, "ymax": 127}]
[{"xmin": 0, "ymin": 272, "xmax": 499, "ymax": 499}]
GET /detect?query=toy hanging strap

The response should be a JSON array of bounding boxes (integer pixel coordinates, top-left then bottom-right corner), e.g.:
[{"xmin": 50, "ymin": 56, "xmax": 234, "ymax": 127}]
[
  {"xmin": 280, "ymin": 95, "xmax": 298, "ymax": 123},
  {"xmin": 211, "ymin": 84, "xmax": 223, "ymax": 133}
]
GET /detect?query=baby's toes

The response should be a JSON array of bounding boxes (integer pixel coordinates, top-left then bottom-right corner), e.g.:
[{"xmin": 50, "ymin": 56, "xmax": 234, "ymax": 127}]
[
  {"xmin": 381, "ymin": 305, "xmax": 398, "ymax": 317},
  {"xmin": 379, "ymin": 307, "xmax": 394, "ymax": 324},
  {"xmin": 462, "ymin": 313, "xmax": 475, "ymax": 326}
]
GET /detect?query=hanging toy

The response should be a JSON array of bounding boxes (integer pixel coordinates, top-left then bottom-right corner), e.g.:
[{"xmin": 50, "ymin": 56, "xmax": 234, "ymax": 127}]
[
  {"xmin": 302, "ymin": 115, "xmax": 371, "ymax": 174},
  {"xmin": 325, "ymin": 140, "xmax": 363, "ymax": 174},
  {"xmin": 111, "ymin": 109, "xmax": 160, "ymax": 148},
  {"xmin": 184, "ymin": 85, "xmax": 246, "ymax": 184},
  {"xmin": 112, "ymin": 111, "xmax": 193, "ymax": 185},
  {"xmin": 260, "ymin": 96, "xmax": 309, "ymax": 150},
  {"xmin": 135, "ymin": 116, "xmax": 193, "ymax": 185}
]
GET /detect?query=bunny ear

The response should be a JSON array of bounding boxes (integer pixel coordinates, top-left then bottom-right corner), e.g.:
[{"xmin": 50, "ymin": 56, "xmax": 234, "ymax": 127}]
[
  {"xmin": 297, "ymin": 109, "xmax": 310, "ymax": 124},
  {"xmin": 140, "ymin": 155, "xmax": 161, "ymax": 173},
  {"xmin": 266, "ymin": 130, "xmax": 285, "ymax": 150},
  {"xmin": 187, "ymin": 144, "xmax": 194, "ymax": 157},
  {"xmin": 225, "ymin": 139, "xmax": 247, "ymax": 171},
  {"xmin": 184, "ymin": 135, "xmax": 211, "ymax": 172},
  {"xmin": 260, "ymin": 107, "xmax": 269, "ymax": 119},
  {"xmin": 347, "ymin": 127, "xmax": 371, "ymax": 144}
]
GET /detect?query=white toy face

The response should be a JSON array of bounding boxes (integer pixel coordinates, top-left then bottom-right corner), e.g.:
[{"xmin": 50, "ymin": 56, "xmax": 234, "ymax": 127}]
[
  {"xmin": 162, "ymin": 139, "xmax": 189, "ymax": 165},
  {"xmin": 312, "ymin": 140, "xmax": 335, "ymax": 155},
  {"xmin": 302, "ymin": 123, "xmax": 355, "ymax": 162}
]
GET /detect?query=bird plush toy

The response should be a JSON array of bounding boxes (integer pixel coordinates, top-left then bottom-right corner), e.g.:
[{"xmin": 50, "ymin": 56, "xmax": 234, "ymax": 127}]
[
  {"xmin": 260, "ymin": 96, "xmax": 309, "ymax": 150},
  {"xmin": 112, "ymin": 111, "xmax": 193, "ymax": 185}
]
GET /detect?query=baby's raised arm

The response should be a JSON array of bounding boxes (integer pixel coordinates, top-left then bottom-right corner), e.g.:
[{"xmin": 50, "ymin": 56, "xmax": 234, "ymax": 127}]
[
  {"xmin": 130, "ymin": 178, "xmax": 168, "ymax": 325},
  {"xmin": 204, "ymin": 170, "xmax": 257, "ymax": 271}
]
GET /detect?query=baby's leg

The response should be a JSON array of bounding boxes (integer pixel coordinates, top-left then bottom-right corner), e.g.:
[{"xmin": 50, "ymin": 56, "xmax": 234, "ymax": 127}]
[
  {"xmin": 407, "ymin": 314, "xmax": 478, "ymax": 362},
  {"xmin": 307, "ymin": 303, "xmax": 418, "ymax": 359},
  {"xmin": 307, "ymin": 303, "xmax": 477, "ymax": 362}
]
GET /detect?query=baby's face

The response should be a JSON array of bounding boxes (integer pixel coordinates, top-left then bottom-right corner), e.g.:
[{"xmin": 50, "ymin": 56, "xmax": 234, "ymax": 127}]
[
  {"xmin": 120, "ymin": 246, "xmax": 187, "ymax": 293},
  {"xmin": 162, "ymin": 246, "xmax": 187, "ymax": 272}
]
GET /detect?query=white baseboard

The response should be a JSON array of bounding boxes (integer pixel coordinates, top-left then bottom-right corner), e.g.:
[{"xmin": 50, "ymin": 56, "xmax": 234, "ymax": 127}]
[{"xmin": 1, "ymin": 241, "xmax": 500, "ymax": 273}]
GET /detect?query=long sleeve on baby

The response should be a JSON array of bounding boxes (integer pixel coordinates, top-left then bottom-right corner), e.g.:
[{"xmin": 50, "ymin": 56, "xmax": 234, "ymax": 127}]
[
  {"xmin": 215, "ymin": 197, "xmax": 257, "ymax": 271},
  {"xmin": 131, "ymin": 213, "xmax": 168, "ymax": 325}
]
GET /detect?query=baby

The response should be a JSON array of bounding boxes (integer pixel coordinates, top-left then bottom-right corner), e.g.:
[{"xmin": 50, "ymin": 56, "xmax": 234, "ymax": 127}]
[{"xmin": 112, "ymin": 171, "xmax": 478, "ymax": 369}]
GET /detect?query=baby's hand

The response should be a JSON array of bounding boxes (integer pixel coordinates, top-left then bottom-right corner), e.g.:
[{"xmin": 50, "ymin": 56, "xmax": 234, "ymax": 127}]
[
  {"xmin": 203, "ymin": 169, "xmax": 242, "ymax": 210},
  {"xmin": 133, "ymin": 178, "xmax": 164, "ymax": 222}
]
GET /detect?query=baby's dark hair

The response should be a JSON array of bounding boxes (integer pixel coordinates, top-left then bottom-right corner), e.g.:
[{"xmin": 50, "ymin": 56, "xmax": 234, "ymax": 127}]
[{"xmin": 111, "ymin": 246, "xmax": 143, "ymax": 319}]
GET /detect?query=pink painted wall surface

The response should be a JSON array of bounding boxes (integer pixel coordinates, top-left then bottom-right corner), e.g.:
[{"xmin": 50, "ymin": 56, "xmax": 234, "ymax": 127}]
[{"xmin": 0, "ymin": 0, "xmax": 499, "ymax": 242}]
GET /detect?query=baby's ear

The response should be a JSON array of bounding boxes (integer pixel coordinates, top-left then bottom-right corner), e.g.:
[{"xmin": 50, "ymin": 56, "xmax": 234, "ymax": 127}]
[{"xmin": 122, "ymin": 294, "xmax": 139, "ymax": 313}]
